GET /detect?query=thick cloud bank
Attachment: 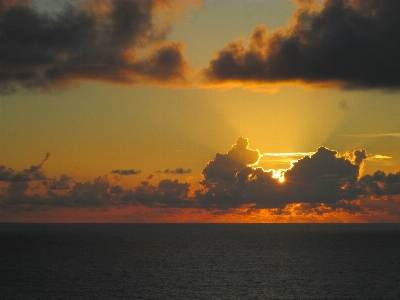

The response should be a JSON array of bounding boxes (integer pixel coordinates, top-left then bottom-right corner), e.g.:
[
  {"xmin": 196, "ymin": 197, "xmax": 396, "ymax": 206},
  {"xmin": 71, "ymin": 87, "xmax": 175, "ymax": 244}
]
[
  {"xmin": 204, "ymin": 0, "xmax": 400, "ymax": 89},
  {"xmin": 197, "ymin": 142, "xmax": 365, "ymax": 210},
  {"xmin": 1, "ymin": 138, "xmax": 400, "ymax": 220},
  {"xmin": 0, "ymin": 0, "xmax": 193, "ymax": 94}
]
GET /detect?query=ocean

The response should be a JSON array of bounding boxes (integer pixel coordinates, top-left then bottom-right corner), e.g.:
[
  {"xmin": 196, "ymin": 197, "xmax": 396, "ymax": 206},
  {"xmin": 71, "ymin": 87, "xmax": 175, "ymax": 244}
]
[{"xmin": 1, "ymin": 223, "xmax": 400, "ymax": 299}]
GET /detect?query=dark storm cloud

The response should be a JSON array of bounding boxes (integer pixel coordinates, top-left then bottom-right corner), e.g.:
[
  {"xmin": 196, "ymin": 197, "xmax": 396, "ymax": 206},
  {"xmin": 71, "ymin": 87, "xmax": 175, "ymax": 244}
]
[
  {"xmin": 203, "ymin": 0, "xmax": 400, "ymax": 89},
  {"xmin": 111, "ymin": 169, "xmax": 141, "ymax": 175},
  {"xmin": 0, "ymin": 0, "xmax": 192, "ymax": 94}
]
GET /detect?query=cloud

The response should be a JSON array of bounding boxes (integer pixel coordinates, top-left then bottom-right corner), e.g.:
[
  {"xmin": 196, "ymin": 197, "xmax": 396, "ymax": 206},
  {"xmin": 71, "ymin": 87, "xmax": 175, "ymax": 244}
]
[
  {"xmin": 203, "ymin": 0, "xmax": 400, "ymax": 89},
  {"xmin": 146, "ymin": 174, "xmax": 154, "ymax": 181},
  {"xmin": 284, "ymin": 147, "xmax": 363, "ymax": 202},
  {"xmin": 111, "ymin": 169, "xmax": 141, "ymax": 175},
  {"xmin": 359, "ymin": 171, "xmax": 400, "ymax": 196},
  {"xmin": 120, "ymin": 178, "xmax": 193, "ymax": 208},
  {"xmin": 110, "ymin": 185, "xmax": 124, "ymax": 195},
  {"xmin": 201, "ymin": 136, "xmax": 260, "ymax": 181},
  {"xmin": 260, "ymin": 152, "xmax": 315, "ymax": 165},
  {"xmin": 342, "ymin": 133, "xmax": 400, "ymax": 138},
  {"xmin": 49, "ymin": 174, "xmax": 73, "ymax": 190},
  {"xmin": 369, "ymin": 155, "xmax": 393, "ymax": 159},
  {"xmin": 352, "ymin": 149, "xmax": 367, "ymax": 166},
  {"xmin": 7, "ymin": 181, "xmax": 29, "ymax": 194},
  {"xmin": 0, "ymin": 153, "xmax": 50, "ymax": 182},
  {"xmin": 197, "ymin": 143, "xmax": 366, "ymax": 210},
  {"xmin": 69, "ymin": 176, "xmax": 112, "ymax": 206},
  {"xmin": 1, "ymin": 138, "xmax": 400, "ymax": 221},
  {"xmin": 0, "ymin": 0, "xmax": 196, "ymax": 94},
  {"xmin": 261, "ymin": 152, "xmax": 314, "ymax": 157},
  {"xmin": 156, "ymin": 167, "xmax": 192, "ymax": 174}
]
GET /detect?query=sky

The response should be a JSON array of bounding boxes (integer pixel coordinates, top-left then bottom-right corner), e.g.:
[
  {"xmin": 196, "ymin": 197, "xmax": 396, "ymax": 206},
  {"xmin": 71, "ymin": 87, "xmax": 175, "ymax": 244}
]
[{"xmin": 1, "ymin": 0, "xmax": 400, "ymax": 223}]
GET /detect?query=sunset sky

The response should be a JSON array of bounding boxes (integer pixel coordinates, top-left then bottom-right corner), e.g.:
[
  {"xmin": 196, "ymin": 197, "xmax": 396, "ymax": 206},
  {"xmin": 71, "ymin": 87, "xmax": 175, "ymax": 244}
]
[{"xmin": 1, "ymin": 0, "xmax": 399, "ymax": 223}]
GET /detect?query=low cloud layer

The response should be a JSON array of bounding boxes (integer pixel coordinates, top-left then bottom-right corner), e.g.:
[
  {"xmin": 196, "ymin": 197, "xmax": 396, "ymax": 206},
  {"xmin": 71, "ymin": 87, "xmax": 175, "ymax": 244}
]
[
  {"xmin": 1, "ymin": 138, "xmax": 400, "ymax": 221},
  {"xmin": 203, "ymin": 0, "xmax": 400, "ymax": 89},
  {"xmin": 0, "ymin": 153, "xmax": 50, "ymax": 182},
  {"xmin": 0, "ymin": 0, "xmax": 195, "ymax": 94}
]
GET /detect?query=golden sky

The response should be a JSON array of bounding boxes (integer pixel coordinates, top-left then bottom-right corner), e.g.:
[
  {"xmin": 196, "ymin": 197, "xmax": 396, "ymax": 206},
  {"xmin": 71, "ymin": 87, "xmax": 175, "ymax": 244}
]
[{"xmin": 1, "ymin": 0, "xmax": 400, "ymax": 222}]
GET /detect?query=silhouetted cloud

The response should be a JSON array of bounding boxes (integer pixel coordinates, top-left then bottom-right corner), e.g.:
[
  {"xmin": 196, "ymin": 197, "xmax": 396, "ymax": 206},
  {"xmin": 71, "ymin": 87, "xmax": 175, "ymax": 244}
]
[
  {"xmin": 0, "ymin": 0, "xmax": 195, "ymax": 94},
  {"xmin": 359, "ymin": 171, "xmax": 400, "ymax": 196},
  {"xmin": 352, "ymin": 149, "xmax": 367, "ymax": 166},
  {"xmin": 1, "ymin": 138, "xmax": 400, "ymax": 221},
  {"xmin": 156, "ymin": 167, "xmax": 192, "ymax": 174},
  {"xmin": 201, "ymin": 137, "xmax": 260, "ymax": 181},
  {"xmin": 49, "ymin": 174, "xmax": 73, "ymax": 190},
  {"xmin": 110, "ymin": 185, "xmax": 124, "ymax": 195},
  {"xmin": 0, "ymin": 153, "xmax": 50, "ymax": 182},
  {"xmin": 7, "ymin": 181, "xmax": 29, "ymax": 194},
  {"xmin": 119, "ymin": 178, "xmax": 193, "ymax": 208},
  {"xmin": 146, "ymin": 174, "xmax": 154, "ymax": 181},
  {"xmin": 197, "ymin": 144, "xmax": 366, "ymax": 210},
  {"xmin": 69, "ymin": 177, "xmax": 112, "ymax": 206},
  {"xmin": 203, "ymin": 0, "xmax": 400, "ymax": 89},
  {"xmin": 111, "ymin": 169, "xmax": 141, "ymax": 175}
]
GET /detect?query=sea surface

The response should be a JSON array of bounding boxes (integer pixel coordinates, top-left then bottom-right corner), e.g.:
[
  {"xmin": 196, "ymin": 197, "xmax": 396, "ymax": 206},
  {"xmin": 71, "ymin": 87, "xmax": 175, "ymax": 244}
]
[{"xmin": 1, "ymin": 223, "xmax": 400, "ymax": 299}]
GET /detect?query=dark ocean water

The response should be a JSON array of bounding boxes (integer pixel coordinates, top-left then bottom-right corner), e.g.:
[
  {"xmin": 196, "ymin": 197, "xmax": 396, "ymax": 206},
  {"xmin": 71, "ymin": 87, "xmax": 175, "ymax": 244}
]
[{"xmin": 1, "ymin": 223, "xmax": 400, "ymax": 299}]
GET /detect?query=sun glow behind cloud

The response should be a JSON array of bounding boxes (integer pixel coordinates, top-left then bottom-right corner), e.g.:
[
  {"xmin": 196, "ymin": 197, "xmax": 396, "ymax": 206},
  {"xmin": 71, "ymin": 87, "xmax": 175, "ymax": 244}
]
[
  {"xmin": 1, "ymin": 136, "xmax": 400, "ymax": 223},
  {"xmin": 259, "ymin": 149, "xmax": 394, "ymax": 184},
  {"xmin": 1, "ymin": 1, "xmax": 400, "ymax": 224},
  {"xmin": 203, "ymin": 90, "xmax": 357, "ymax": 162},
  {"xmin": 259, "ymin": 152, "xmax": 315, "ymax": 183}
]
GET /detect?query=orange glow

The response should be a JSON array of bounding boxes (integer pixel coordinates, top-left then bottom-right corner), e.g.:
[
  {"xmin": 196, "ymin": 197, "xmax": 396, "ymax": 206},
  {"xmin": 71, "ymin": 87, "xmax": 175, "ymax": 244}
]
[{"xmin": 3, "ymin": 201, "xmax": 398, "ymax": 223}]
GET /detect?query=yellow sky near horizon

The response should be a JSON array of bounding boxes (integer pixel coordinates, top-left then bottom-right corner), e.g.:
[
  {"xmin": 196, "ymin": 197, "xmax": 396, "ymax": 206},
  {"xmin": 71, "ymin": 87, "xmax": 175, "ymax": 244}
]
[{"xmin": 1, "ymin": 0, "xmax": 400, "ymax": 222}]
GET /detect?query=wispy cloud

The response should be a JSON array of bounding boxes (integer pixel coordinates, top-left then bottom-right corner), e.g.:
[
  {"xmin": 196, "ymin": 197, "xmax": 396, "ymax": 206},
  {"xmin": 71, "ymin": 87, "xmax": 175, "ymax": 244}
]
[
  {"xmin": 261, "ymin": 152, "xmax": 314, "ymax": 158},
  {"xmin": 155, "ymin": 168, "xmax": 192, "ymax": 174},
  {"xmin": 368, "ymin": 155, "xmax": 393, "ymax": 159},
  {"xmin": 341, "ymin": 133, "xmax": 400, "ymax": 138},
  {"xmin": 259, "ymin": 152, "xmax": 315, "ymax": 164}
]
